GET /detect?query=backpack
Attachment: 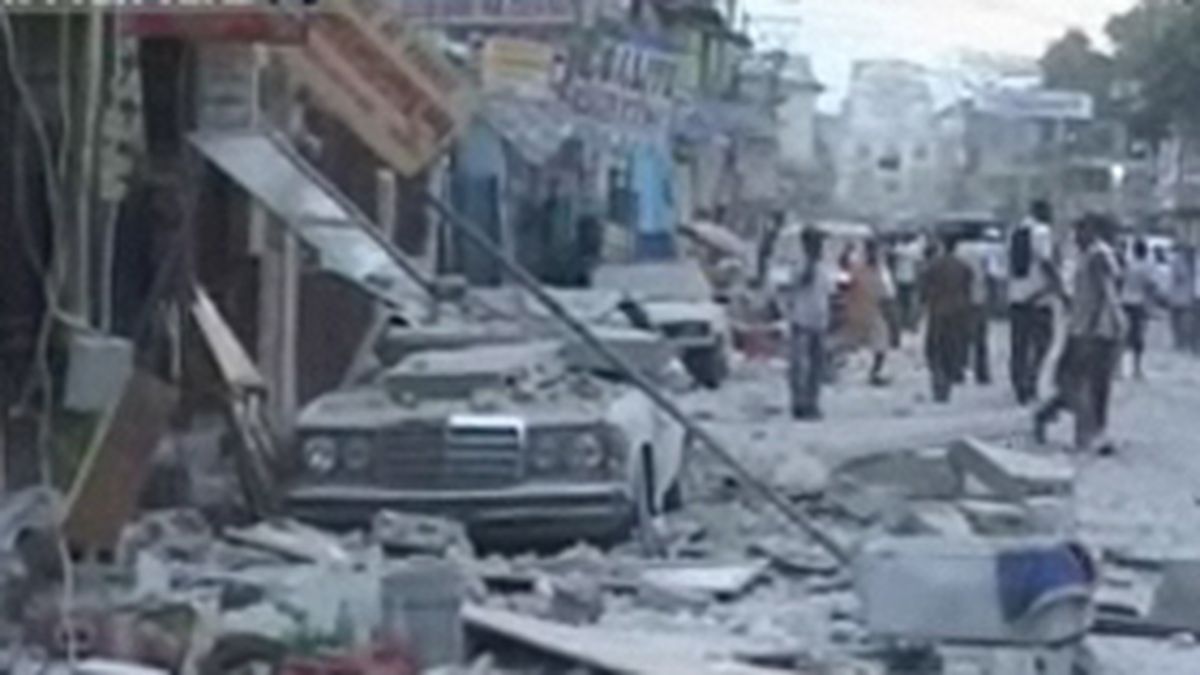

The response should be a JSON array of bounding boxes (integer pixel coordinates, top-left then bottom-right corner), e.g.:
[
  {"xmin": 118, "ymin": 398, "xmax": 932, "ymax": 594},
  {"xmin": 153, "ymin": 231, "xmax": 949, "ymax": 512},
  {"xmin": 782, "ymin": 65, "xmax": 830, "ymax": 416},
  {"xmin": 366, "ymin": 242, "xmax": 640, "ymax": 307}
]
[{"xmin": 1010, "ymin": 226, "xmax": 1033, "ymax": 279}]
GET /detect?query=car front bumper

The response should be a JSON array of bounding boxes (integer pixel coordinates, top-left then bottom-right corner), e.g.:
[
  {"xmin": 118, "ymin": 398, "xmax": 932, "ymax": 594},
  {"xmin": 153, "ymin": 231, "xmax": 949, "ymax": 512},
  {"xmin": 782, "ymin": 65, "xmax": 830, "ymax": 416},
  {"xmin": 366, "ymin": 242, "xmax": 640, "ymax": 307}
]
[{"xmin": 286, "ymin": 482, "xmax": 636, "ymax": 543}]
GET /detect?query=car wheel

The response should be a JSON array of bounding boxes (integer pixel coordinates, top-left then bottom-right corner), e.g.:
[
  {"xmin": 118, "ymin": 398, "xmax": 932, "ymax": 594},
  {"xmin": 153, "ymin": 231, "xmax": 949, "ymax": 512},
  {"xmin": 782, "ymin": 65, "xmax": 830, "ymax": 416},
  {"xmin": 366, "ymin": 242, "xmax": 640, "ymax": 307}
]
[{"xmin": 683, "ymin": 343, "xmax": 728, "ymax": 389}]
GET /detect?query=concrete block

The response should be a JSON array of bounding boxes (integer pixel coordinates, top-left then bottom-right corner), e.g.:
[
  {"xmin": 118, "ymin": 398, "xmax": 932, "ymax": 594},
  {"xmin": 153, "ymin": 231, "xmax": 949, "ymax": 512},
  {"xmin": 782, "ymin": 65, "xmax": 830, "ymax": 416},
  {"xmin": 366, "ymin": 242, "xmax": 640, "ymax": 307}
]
[
  {"xmin": 833, "ymin": 448, "xmax": 963, "ymax": 500},
  {"xmin": 1150, "ymin": 560, "xmax": 1200, "ymax": 631},
  {"xmin": 957, "ymin": 500, "xmax": 1034, "ymax": 536},
  {"xmin": 891, "ymin": 502, "xmax": 975, "ymax": 537},
  {"xmin": 949, "ymin": 438, "xmax": 1073, "ymax": 500}
]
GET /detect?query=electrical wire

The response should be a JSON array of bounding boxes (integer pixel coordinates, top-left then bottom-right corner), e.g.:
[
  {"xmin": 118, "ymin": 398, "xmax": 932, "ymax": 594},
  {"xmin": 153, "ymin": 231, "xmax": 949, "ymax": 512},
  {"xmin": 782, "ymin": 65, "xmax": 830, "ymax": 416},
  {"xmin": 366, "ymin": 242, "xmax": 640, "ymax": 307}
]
[{"xmin": 0, "ymin": 9, "xmax": 96, "ymax": 666}]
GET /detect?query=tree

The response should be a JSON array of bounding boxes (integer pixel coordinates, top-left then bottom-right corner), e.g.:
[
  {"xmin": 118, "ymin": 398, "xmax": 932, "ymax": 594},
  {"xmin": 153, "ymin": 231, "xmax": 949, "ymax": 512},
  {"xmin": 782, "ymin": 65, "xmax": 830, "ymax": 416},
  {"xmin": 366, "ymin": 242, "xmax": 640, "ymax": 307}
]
[
  {"xmin": 1040, "ymin": 29, "xmax": 1116, "ymax": 117},
  {"xmin": 1107, "ymin": 0, "xmax": 1200, "ymax": 141}
]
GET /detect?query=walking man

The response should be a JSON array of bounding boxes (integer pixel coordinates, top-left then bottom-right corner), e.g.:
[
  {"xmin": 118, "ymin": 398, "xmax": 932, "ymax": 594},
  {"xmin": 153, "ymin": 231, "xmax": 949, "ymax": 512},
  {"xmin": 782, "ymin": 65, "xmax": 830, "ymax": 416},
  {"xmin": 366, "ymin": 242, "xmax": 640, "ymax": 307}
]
[
  {"xmin": 921, "ymin": 235, "xmax": 975, "ymax": 403},
  {"xmin": 1008, "ymin": 200, "xmax": 1063, "ymax": 404},
  {"xmin": 1120, "ymin": 238, "xmax": 1160, "ymax": 378},
  {"xmin": 1035, "ymin": 215, "xmax": 1125, "ymax": 454},
  {"xmin": 785, "ymin": 227, "xmax": 835, "ymax": 420},
  {"xmin": 1169, "ymin": 243, "xmax": 1194, "ymax": 352}
]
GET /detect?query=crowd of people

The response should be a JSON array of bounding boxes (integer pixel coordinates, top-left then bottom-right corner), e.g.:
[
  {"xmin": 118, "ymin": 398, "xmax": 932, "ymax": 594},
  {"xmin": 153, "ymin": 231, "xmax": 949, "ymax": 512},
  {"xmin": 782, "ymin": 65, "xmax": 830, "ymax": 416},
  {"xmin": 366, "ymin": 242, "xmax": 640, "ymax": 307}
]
[{"xmin": 778, "ymin": 200, "xmax": 1200, "ymax": 455}]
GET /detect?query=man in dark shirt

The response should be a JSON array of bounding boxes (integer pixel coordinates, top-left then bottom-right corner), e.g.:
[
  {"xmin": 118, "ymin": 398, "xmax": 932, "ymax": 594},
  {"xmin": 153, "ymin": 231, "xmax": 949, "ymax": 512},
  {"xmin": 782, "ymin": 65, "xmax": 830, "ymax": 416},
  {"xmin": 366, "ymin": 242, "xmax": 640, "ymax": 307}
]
[{"xmin": 921, "ymin": 235, "xmax": 975, "ymax": 403}]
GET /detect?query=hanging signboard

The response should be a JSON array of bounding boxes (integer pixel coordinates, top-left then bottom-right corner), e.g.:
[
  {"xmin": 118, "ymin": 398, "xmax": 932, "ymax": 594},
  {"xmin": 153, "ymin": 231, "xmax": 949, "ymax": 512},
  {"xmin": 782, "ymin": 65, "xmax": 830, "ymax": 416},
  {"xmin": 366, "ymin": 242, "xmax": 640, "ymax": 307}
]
[
  {"xmin": 975, "ymin": 89, "xmax": 1094, "ymax": 121},
  {"xmin": 565, "ymin": 34, "xmax": 677, "ymax": 128},
  {"xmin": 482, "ymin": 37, "xmax": 558, "ymax": 97},
  {"xmin": 396, "ymin": 0, "xmax": 582, "ymax": 27},
  {"xmin": 281, "ymin": 0, "xmax": 474, "ymax": 176}
]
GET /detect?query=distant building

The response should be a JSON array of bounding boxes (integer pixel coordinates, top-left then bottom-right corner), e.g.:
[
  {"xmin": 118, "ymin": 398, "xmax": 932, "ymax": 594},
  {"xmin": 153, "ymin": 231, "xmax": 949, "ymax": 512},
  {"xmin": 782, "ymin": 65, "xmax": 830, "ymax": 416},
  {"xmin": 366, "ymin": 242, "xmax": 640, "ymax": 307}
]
[{"xmin": 835, "ymin": 60, "xmax": 947, "ymax": 228}]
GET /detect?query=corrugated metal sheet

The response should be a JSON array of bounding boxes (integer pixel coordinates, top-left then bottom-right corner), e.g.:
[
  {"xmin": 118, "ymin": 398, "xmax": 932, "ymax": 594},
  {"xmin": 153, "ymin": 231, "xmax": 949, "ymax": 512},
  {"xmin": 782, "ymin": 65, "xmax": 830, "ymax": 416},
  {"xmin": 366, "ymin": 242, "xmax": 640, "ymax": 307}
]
[{"xmin": 190, "ymin": 129, "xmax": 426, "ymax": 310}]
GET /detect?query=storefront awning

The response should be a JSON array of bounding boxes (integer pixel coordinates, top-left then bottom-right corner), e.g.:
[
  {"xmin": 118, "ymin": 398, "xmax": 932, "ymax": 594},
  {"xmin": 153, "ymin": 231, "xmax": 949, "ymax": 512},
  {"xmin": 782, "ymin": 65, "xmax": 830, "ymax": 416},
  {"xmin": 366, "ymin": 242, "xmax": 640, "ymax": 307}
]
[
  {"xmin": 190, "ymin": 129, "xmax": 428, "ymax": 311},
  {"xmin": 481, "ymin": 93, "xmax": 579, "ymax": 166}
]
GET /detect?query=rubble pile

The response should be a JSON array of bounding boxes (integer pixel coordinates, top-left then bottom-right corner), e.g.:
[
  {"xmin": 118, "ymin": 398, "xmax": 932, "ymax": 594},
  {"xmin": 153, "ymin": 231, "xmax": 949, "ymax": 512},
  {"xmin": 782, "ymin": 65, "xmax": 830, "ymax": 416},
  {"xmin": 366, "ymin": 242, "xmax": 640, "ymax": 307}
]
[{"xmin": 1, "ymin": 429, "xmax": 1195, "ymax": 674}]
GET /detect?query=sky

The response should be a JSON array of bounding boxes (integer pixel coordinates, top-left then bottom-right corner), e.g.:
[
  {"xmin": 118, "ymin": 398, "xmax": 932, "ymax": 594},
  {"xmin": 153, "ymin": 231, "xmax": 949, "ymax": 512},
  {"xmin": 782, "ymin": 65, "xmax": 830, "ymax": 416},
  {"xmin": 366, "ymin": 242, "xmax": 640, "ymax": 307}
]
[{"xmin": 742, "ymin": 0, "xmax": 1140, "ymax": 110}]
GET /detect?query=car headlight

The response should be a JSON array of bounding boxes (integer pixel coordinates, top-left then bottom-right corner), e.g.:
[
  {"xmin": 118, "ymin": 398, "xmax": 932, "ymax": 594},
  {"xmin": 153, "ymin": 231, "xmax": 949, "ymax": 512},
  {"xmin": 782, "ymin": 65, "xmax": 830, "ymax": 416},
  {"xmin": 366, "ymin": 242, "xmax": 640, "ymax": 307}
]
[
  {"xmin": 302, "ymin": 436, "xmax": 338, "ymax": 475},
  {"xmin": 528, "ymin": 428, "xmax": 619, "ymax": 478},
  {"xmin": 342, "ymin": 437, "xmax": 373, "ymax": 472},
  {"xmin": 572, "ymin": 432, "xmax": 605, "ymax": 471}
]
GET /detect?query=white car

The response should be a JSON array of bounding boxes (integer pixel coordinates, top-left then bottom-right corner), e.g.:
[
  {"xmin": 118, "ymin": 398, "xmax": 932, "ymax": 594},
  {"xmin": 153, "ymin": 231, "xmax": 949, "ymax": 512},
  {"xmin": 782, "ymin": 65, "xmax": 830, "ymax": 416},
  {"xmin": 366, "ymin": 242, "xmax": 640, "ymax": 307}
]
[
  {"xmin": 288, "ymin": 340, "xmax": 686, "ymax": 546},
  {"xmin": 592, "ymin": 260, "xmax": 732, "ymax": 388}
]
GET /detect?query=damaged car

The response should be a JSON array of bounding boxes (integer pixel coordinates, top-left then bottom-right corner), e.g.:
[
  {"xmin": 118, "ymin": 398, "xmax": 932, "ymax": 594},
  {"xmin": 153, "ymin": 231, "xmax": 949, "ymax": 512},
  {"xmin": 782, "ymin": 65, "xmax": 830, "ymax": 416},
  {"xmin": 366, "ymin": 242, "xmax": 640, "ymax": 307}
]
[
  {"xmin": 591, "ymin": 260, "xmax": 732, "ymax": 388},
  {"xmin": 287, "ymin": 340, "xmax": 686, "ymax": 545}
]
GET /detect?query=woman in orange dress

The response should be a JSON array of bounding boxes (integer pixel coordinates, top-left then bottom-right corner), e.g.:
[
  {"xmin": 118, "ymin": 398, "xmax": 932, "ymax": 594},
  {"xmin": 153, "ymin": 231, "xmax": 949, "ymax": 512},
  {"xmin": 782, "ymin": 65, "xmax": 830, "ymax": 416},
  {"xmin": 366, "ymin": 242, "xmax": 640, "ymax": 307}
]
[{"xmin": 838, "ymin": 240, "xmax": 892, "ymax": 386}]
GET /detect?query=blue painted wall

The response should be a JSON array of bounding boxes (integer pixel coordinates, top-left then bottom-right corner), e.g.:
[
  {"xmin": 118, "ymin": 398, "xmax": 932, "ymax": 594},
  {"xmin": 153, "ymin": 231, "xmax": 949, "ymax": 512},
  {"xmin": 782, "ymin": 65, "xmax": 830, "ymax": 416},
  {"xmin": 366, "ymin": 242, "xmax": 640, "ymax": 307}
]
[{"xmin": 631, "ymin": 142, "xmax": 676, "ymax": 259}]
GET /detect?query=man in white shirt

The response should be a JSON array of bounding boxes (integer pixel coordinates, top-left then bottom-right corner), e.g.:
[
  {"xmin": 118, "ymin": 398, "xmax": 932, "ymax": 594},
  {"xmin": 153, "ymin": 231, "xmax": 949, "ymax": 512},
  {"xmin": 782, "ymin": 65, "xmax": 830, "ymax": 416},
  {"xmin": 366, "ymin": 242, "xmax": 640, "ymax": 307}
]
[
  {"xmin": 1120, "ymin": 238, "xmax": 1160, "ymax": 378},
  {"xmin": 785, "ymin": 227, "xmax": 836, "ymax": 420},
  {"xmin": 1007, "ymin": 200, "xmax": 1063, "ymax": 405},
  {"xmin": 957, "ymin": 239, "xmax": 994, "ymax": 384}
]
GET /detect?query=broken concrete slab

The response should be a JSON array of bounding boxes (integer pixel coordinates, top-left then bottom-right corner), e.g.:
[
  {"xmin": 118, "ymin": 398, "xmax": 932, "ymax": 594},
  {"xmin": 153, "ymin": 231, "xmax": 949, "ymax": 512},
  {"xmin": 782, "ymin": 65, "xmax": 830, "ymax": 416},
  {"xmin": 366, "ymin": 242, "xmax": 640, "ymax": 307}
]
[
  {"xmin": 747, "ymin": 538, "xmax": 840, "ymax": 577},
  {"xmin": 1149, "ymin": 561, "xmax": 1200, "ymax": 632},
  {"xmin": 74, "ymin": 659, "xmax": 170, "ymax": 675},
  {"xmin": 832, "ymin": 448, "xmax": 963, "ymax": 501},
  {"xmin": 224, "ymin": 520, "xmax": 352, "ymax": 565},
  {"xmin": 544, "ymin": 574, "xmax": 604, "ymax": 626},
  {"xmin": 463, "ymin": 605, "xmax": 790, "ymax": 674},
  {"xmin": 949, "ymin": 437, "xmax": 1074, "ymax": 501},
  {"xmin": 826, "ymin": 482, "xmax": 906, "ymax": 524},
  {"xmin": 890, "ymin": 502, "xmax": 976, "ymax": 537},
  {"xmin": 956, "ymin": 499, "xmax": 1035, "ymax": 536},
  {"xmin": 638, "ymin": 560, "xmax": 768, "ymax": 599}
]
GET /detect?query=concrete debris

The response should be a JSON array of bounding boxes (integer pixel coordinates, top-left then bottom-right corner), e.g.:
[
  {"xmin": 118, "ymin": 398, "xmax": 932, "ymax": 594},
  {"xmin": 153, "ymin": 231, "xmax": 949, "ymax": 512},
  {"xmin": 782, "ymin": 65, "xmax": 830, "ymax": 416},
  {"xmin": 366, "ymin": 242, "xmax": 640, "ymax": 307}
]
[
  {"xmin": 542, "ymin": 574, "xmax": 605, "ymax": 626},
  {"xmin": 74, "ymin": 659, "xmax": 170, "ymax": 675},
  {"xmin": 956, "ymin": 499, "xmax": 1037, "ymax": 536},
  {"xmin": 372, "ymin": 510, "xmax": 475, "ymax": 558},
  {"xmin": 224, "ymin": 519, "xmax": 353, "ymax": 565},
  {"xmin": 118, "ymin": 509, "xmax": 213, "ymax": 565},
  {"xmin": 0, "ymin": 487, "xmax": 62, "ymax": 549},
  {"xmin": 747, "ymin": 537, "xmax": 840, "ymax": 577},
  {"xmin": 1149, "ymin": 561, "xmax": 1200, "ymax": 632},
  {"xmin": 889, "ymin": 501, "xmax": 976, "ymax": 537},
  {"xmin": 463, "ymin": 604, "xmax": 790, "ymax": 674},
  {"xmin": 832, "ymin": 448, "xmax": 963, "ymax": 501},
  {"xmin": 950, "ymin": 437, "xmax": 1074, "ymax": 501},
  {"xmin": 639, "ymin": 561, "xmax": 768, "ymax": 599}
]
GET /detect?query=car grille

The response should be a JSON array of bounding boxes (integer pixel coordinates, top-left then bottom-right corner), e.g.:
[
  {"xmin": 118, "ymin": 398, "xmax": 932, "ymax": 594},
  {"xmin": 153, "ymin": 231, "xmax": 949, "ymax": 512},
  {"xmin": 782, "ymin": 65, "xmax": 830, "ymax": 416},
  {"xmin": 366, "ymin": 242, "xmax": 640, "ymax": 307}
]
[{"xmin": 375, "ymin": 419, "xmax": 523, "ymax": 489}]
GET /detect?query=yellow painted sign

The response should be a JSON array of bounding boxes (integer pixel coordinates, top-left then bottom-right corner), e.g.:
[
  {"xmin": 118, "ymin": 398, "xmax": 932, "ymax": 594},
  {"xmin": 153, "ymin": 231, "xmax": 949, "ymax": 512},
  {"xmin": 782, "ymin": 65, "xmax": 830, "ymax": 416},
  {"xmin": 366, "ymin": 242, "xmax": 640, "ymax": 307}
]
[{"xmin": 482, "ymin": 37, "xmax": 557, "ymax": 97}]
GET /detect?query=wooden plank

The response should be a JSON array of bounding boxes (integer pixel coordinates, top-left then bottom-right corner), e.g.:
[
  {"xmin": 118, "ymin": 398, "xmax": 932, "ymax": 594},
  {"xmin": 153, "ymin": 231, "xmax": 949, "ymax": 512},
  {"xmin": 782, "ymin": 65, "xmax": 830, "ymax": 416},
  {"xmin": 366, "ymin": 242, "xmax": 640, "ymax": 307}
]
[
  {"xmin": 191, "ymin": 287, "xmax": 267, "ymax": 392},
  {"xmin": 463, "ymin": 605, "xmax": 788, "ymax": 675},
  {"xmin": 63, "ymin": 371, "xmax": 179, "ymax": 551}
]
